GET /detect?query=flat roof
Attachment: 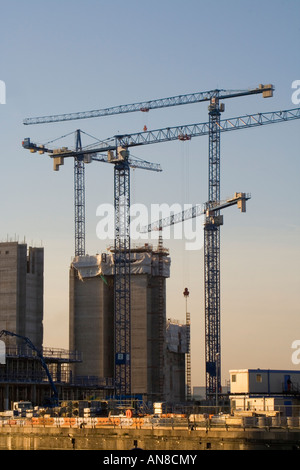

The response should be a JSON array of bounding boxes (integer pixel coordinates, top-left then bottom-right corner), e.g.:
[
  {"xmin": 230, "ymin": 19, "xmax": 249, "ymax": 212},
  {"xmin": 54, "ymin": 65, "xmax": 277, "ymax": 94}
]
[{"xmin": 229, "ymin": 369, "xmax": 300, "ymax": 374}]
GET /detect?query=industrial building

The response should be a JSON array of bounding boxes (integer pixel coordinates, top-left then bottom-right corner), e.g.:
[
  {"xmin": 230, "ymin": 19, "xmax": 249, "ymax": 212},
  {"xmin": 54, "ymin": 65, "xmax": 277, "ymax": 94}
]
[{"xmin": 69, "ymin": 244, "xmax": 188, "ymax": 403}]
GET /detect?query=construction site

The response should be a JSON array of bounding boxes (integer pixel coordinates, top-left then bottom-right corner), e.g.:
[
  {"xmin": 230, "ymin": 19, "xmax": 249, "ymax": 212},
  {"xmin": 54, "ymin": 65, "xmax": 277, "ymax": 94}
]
[{"xmin": 0, "ymin": 83, "xmax": 300, "ymax": 451}]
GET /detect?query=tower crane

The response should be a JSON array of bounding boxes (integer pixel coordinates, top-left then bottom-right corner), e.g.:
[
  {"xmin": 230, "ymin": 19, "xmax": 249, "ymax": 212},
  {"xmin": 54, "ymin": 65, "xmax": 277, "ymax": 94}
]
[
  {"xmin": 141, "ymin": 191, "xmax": 248, "ymax": 403},
  {"xmin": 141, "ymin": 192, "xmax": 251, "ymax": 401}
]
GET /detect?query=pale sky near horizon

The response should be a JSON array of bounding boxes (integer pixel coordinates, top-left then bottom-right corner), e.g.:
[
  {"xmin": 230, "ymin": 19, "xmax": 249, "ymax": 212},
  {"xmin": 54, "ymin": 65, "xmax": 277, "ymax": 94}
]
[{"xmin": 0, "ymin": 0, "xmax": 299, "ymax": 387}]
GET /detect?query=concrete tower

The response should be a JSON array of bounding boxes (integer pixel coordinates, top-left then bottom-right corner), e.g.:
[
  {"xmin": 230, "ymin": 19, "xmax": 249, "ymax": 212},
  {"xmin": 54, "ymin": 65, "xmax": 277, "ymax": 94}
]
[
  {"xmin": 69, "ymin": 255, "xmax": 114, "ymax": 380},
  {"xmin": 69, "ymin": 244, "xmax": 171, "ymax": 402},
  {"xmin": 0, "ymin": 242, "xmax": 44, "ymax": 350}
]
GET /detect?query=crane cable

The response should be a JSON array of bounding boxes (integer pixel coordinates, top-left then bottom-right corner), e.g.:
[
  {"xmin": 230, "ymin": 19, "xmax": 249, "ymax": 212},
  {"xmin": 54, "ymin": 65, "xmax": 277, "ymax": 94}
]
[{"xmin": 181, "ymin": 141, "xmax": 190, "ymax": 288}]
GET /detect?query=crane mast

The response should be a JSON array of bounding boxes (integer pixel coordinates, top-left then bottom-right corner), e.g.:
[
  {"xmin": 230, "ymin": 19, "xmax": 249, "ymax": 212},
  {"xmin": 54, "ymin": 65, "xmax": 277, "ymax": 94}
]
[
  {"xmin": 205, "ymin": 96, "xmax": 223, "ymax": 398},
  {"xmin": 113, "ymin": 148, "xmax": 131, "ymax": 396},
  {"xmin": 74, "ymin": 130, "xmax": 85, "ymax": 256}
]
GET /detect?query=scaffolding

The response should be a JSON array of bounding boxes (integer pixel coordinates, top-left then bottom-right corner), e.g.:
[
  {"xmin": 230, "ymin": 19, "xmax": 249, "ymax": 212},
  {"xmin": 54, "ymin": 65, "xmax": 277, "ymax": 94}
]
[
  {"xmin": 0, "ymin": 345, "xmax": 114, "ymax": 410},
  {"xmin": 0, "ymin": 344, "xmax": 81, "ymax": 384},
  {"xmin": 183, "ymin": 288, "xmax": 191, "ymax": 402}
]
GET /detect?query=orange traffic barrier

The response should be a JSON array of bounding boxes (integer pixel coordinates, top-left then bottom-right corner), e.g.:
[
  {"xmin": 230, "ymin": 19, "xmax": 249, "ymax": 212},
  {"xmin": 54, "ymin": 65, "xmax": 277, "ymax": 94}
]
[
  {"xmin": 44, "ymin": 418, "xmax": 54, "ymax": 425},
  {"xmin": 96, "ymin": 418, "xmax": 109, "ymax": 426}
]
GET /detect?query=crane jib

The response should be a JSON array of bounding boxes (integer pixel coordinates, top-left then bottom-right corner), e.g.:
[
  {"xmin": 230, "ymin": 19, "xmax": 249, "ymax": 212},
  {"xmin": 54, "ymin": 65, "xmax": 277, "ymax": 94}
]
[
  {"xmin": 23, "ymin": 107, "xmax": 300, "ymax": 156},
  {"xmin": 23, "ymin": 85, "xmax": 274, "ymax": 125}
]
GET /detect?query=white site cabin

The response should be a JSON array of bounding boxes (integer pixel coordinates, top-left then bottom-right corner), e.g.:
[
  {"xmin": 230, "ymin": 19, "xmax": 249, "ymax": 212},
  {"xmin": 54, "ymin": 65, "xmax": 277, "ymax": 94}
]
[{"xmin": 229, "ymin": 369, "xmax": 300, "ymax": 415}]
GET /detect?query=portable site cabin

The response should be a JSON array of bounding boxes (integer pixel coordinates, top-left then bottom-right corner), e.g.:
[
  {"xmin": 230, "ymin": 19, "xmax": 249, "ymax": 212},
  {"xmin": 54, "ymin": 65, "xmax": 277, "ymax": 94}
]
[{"xmin": 229, "ymin": 369, "xmax": 300, "ymax": 415}]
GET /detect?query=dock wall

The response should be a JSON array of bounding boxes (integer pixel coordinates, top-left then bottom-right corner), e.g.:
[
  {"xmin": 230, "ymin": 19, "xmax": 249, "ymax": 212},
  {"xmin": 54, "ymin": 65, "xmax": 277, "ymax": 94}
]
[{"xmin": 0, "ymin": 424, "xmax": 299, "ymax": 450}]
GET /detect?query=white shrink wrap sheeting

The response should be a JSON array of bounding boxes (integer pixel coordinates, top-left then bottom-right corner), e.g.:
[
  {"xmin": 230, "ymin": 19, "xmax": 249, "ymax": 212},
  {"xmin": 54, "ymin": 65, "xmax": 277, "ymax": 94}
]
[
  {"xmin": 166, "ymin": 322, "xmax": 189, "ymax": 354},
  {"xmin": 72, "ymin": 249, "xmax": 170, "ymax": 281}
]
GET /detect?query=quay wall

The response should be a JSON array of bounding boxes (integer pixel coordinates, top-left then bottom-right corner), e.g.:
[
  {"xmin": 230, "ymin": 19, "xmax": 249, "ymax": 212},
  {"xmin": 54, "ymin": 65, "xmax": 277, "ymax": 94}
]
[{"xmin": 0, "ymin": 424, "xmax": 299, "ymax": 450}]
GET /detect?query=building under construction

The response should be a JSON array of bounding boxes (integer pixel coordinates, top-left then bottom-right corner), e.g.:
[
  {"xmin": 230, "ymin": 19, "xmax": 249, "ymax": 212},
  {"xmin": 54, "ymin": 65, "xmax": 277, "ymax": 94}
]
[
  {"xmin": 69, "ymin": 243, "xmax": 188, "ymax": 403},
  {"xmin": 0, "ymin": 342, "xmax": 83, "ymax": 409},
  {"xmin": 0, "ymin": 241, "xmax": 189, "ymax": 410},
  {"xmin": 0, "ymin": 242, "xmax": 114, "ymax": 411},
  {"xmin": 0, "ymin": 242, "xmax": 44, "ymax": 350}
]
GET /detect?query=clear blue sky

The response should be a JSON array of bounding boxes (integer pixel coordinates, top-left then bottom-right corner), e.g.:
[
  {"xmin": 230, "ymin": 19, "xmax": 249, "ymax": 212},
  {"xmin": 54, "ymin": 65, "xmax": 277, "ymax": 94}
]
[{"xmin": 0, "ymin": 0, "xmax": 299, "ymax": 386}]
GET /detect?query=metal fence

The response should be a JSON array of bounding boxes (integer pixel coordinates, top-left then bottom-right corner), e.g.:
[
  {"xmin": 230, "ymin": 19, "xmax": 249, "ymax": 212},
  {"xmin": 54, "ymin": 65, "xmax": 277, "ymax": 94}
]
[
  {"xmin": 5, "ymin": 345, "xmax": 82, "ymax": 362},
  {"xmin": 0, "ymin": 414, "xmax": 300, "ymax": 430}
]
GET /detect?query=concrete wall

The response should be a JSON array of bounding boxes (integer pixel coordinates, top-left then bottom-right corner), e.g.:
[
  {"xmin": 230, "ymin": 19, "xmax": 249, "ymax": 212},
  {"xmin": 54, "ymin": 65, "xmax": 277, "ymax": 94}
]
[
  {"xmin": 69, "ymin": 268, "xmax": 168, "ymax": 401},
  {"xmin": 164, "ymin": 351, "xmax": 186, "ymax": 403},
  {"xmin": 130, "ymin": 274, "xmax": 148, "ymax": 395},
  {"xmin": 69, "ymin": 267, "xmax": 114, "ymax": 379},
  {"xmin": 25, "ymin": 247, "xmax": 44, "ymax": 349},
  {"xmin": 0, "ymin": 243, "xmax": 23, "ymax": 336},
  {"xmin": 0, "ymin": 425, "xmax": 299, "ymax": 451},
  {"xmin": 147, "ymin": 275, "xmax": 166, "ymax": 402}
]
